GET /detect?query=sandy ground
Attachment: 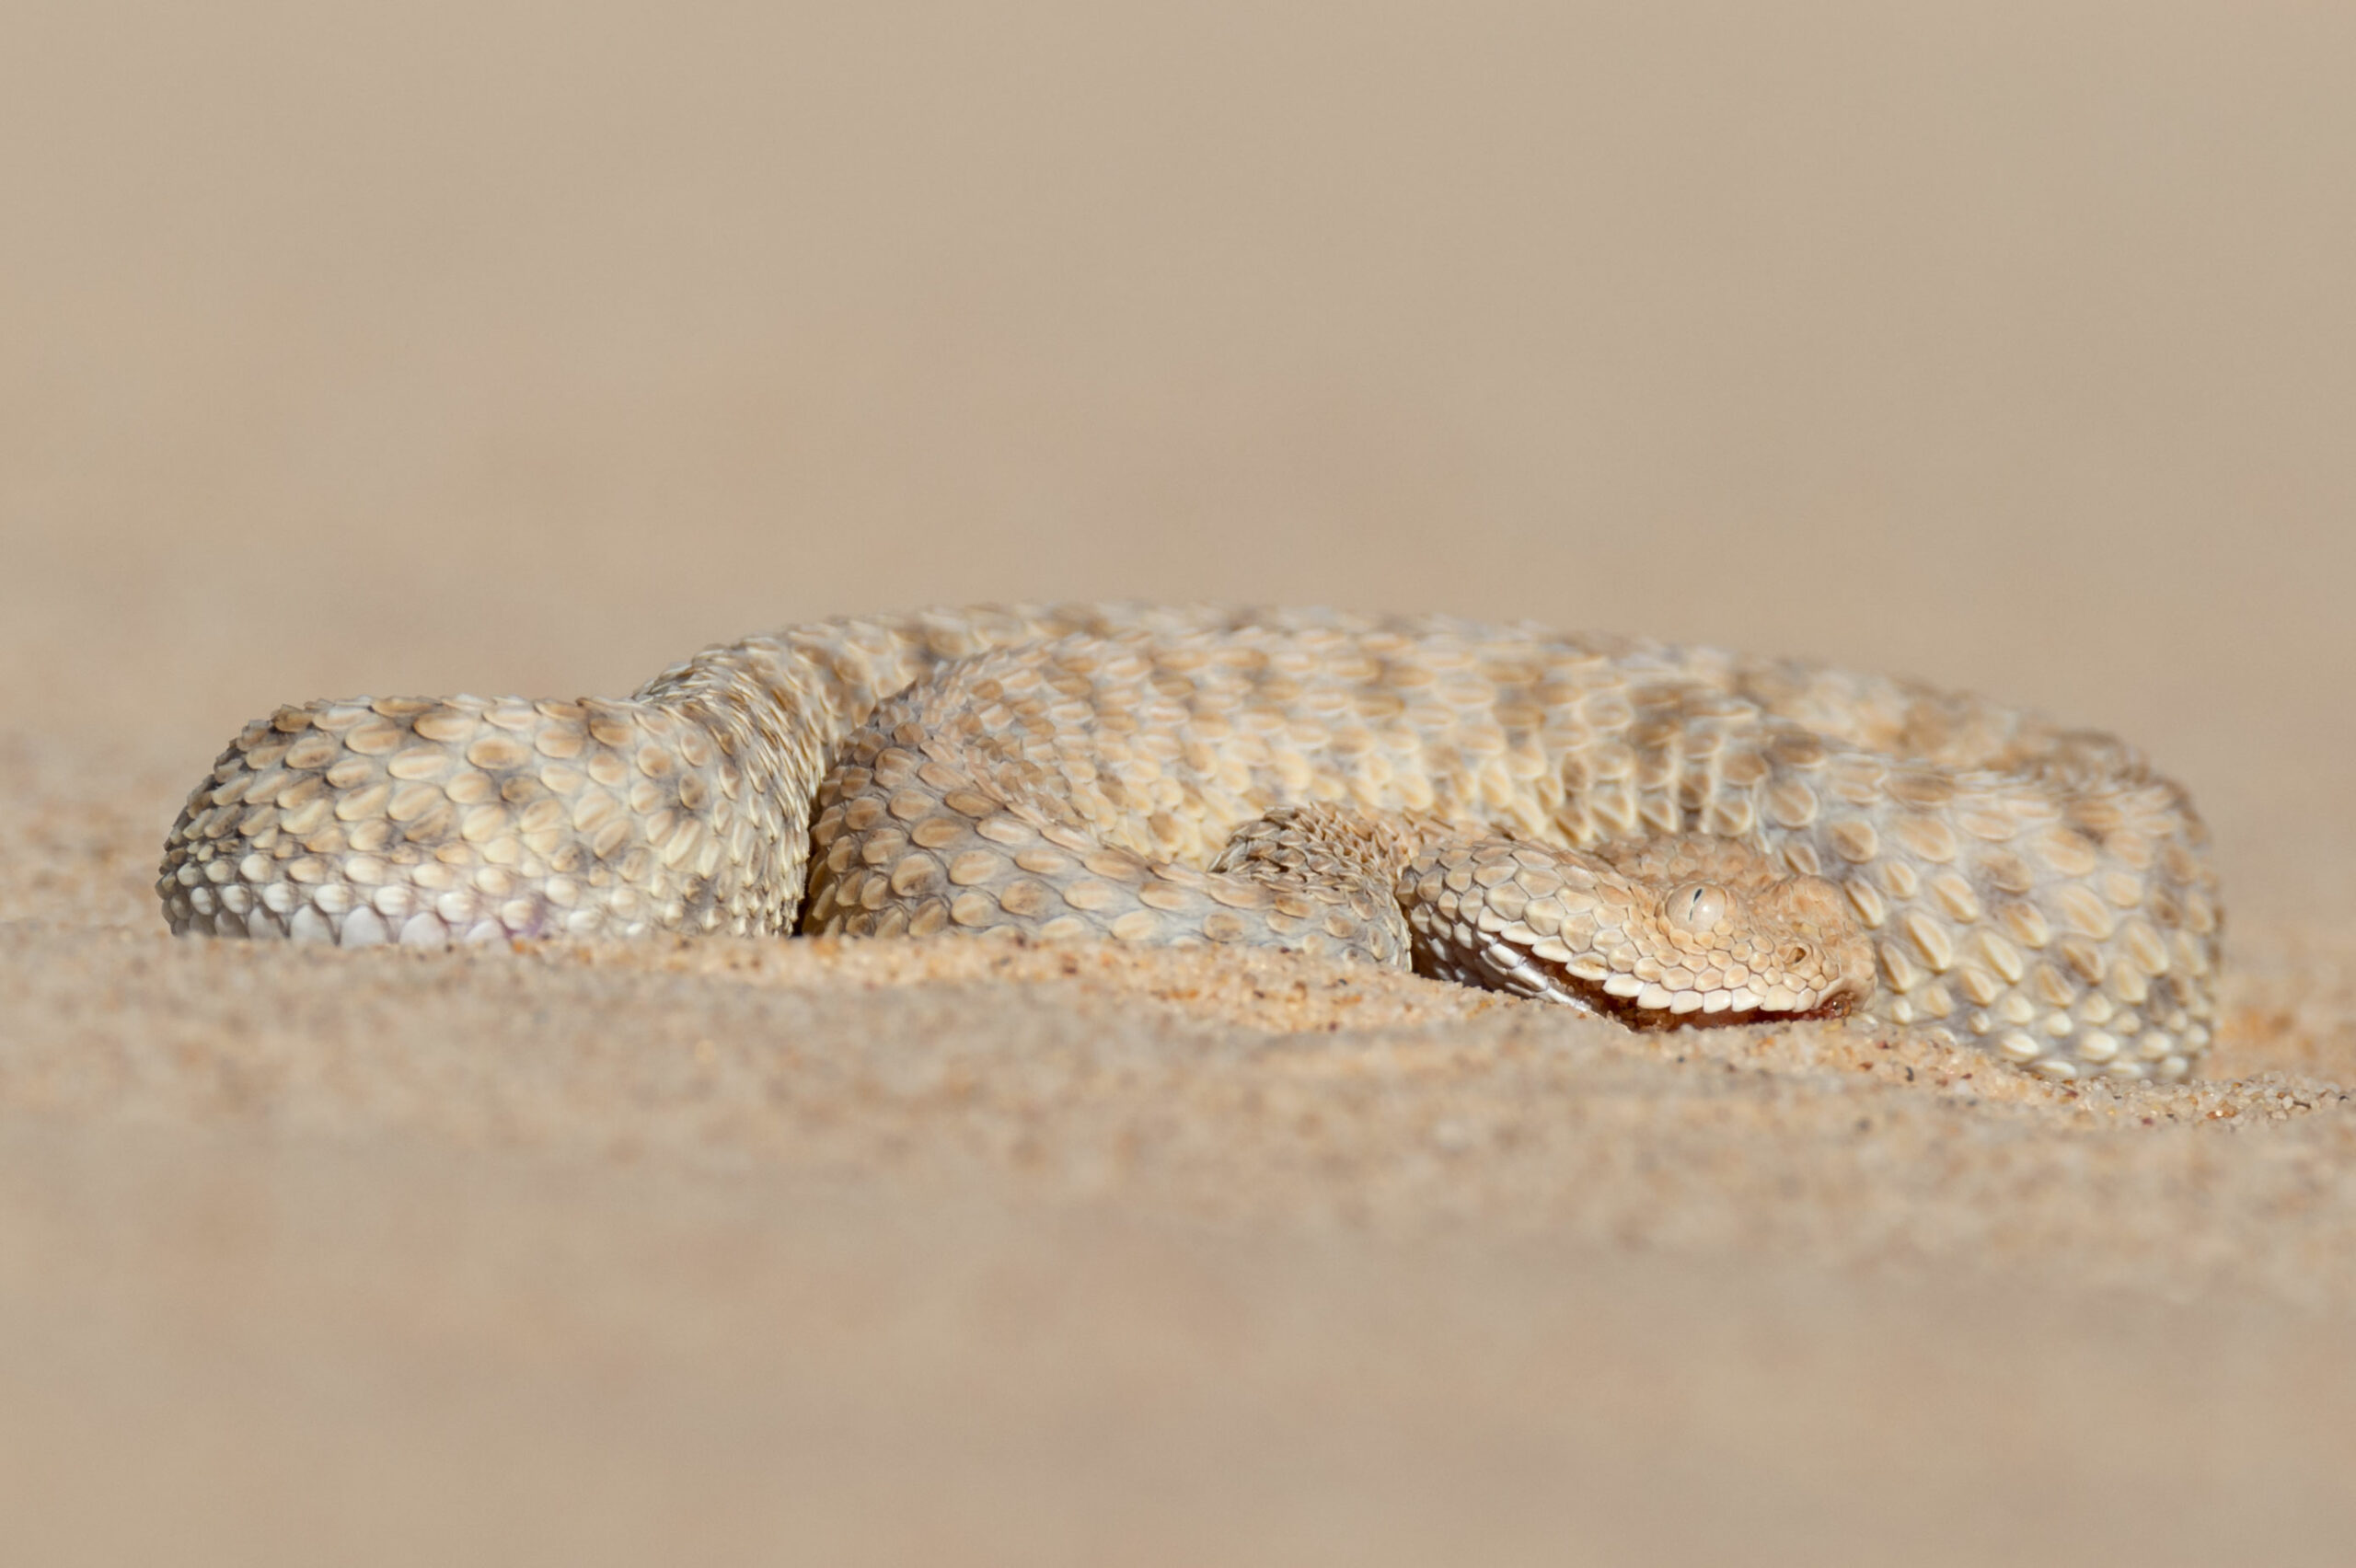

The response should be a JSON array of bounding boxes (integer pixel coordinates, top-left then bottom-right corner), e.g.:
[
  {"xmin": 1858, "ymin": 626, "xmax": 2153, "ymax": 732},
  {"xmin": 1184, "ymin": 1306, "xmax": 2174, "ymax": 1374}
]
[{"xmin": 7, "ymin": 3, "xmax": 2356, "ymax": 1562}]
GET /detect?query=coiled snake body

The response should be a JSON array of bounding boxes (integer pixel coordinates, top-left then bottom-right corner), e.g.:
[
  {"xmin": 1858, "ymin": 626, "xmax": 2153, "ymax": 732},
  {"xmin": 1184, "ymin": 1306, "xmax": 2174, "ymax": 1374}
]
[{"xmin": 157, "ymin": 605, "xmax": 2223, "ymax": 1080}]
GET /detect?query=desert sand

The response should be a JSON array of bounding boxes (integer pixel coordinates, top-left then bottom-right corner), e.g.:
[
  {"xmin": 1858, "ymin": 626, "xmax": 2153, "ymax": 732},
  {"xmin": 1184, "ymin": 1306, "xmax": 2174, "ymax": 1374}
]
[{"xmin": 6, "ymin": 4, "xmax": 2356, "ymax": 1562}]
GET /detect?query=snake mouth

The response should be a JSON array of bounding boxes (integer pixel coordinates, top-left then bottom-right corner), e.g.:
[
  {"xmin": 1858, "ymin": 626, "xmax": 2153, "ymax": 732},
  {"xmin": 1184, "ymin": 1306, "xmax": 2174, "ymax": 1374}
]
[
  {"xmin": 1422, "ymin": 938, "xmax": 1870, "ymax": 1031},
  {"xmin": 1590, "ymin": 981, "xmax": 1865, "ymax": 1032},
  {"xmin": 1558, "ymin": 927, "xmax": 1879, "ymax": 1031}
]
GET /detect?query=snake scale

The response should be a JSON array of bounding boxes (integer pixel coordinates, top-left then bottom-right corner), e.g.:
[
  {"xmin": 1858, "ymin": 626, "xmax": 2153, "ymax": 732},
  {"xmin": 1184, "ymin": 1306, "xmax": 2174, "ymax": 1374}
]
[{"xmin": 156, "ymin": 605, "xmax": 2223, "ymax": 1080}]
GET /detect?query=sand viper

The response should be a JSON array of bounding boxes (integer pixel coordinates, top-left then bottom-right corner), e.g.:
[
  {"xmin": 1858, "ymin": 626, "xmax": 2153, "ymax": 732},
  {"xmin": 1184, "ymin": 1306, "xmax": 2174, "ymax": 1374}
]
[{"xmin": 157, "ymin": 605, "xmax": 2223, "ymax": 1080}]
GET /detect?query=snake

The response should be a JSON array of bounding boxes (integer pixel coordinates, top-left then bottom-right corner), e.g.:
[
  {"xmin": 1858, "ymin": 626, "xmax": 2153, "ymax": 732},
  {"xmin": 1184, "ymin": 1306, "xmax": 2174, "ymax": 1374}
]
[{"xmin": 155, "ymin": 605, "xmax": 2223, "ymax": 1080}]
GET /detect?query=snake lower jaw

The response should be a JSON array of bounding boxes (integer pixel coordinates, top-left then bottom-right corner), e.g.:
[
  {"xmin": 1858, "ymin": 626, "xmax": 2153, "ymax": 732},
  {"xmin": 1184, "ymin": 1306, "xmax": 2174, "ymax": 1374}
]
[{"xmin": 1552, "ymin": 978, "xmax": 1870, "ymax": 1032}]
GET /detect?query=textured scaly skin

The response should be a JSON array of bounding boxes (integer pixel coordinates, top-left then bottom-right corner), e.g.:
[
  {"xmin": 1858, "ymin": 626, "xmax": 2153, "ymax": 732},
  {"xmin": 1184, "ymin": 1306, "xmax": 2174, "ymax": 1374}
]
[{"xmin": 156, "ymin": 605, "xmax": 2223, "ymax": 1080}]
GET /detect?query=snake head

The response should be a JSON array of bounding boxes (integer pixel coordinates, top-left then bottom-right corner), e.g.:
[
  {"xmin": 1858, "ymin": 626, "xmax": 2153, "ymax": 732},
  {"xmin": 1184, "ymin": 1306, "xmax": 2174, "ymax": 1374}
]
[
  {"xmin": 1572, "ymin": 836, "xmax": 1877, "ymax": 1025},
  {"xmin": 1401, "ymin": 833, "xmax": 1878, "ymax": 1027}
]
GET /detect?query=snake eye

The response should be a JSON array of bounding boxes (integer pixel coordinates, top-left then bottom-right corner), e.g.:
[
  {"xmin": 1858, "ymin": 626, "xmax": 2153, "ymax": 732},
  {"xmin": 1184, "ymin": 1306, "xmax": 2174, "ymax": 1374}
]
[{"xmin": 1665, "ymin": 882, "xmax": 1730, "ymax": 932}]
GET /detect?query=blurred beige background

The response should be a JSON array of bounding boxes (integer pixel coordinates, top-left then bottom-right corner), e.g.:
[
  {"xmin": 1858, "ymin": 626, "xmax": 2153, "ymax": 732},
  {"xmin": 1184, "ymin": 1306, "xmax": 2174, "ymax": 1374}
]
[
  {"xmin": 6, "ymin": 4, "xmax": 2356, "ymax": 1564},
  {"xmin": 7, "ymin": 1, "xmax": 2353, "ymax": 920}
]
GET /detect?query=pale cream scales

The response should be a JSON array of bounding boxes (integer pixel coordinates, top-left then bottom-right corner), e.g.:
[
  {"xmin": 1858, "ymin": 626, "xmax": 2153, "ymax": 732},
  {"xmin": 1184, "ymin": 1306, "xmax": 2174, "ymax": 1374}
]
[{"xmin": 158, "ymin": 605, "xmax": 2222, "ymax": 1079}]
